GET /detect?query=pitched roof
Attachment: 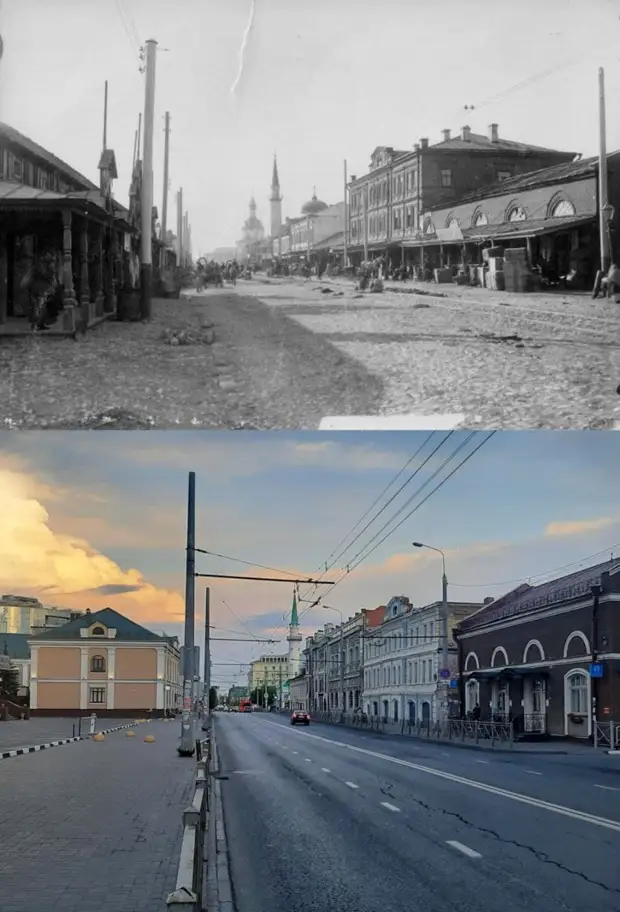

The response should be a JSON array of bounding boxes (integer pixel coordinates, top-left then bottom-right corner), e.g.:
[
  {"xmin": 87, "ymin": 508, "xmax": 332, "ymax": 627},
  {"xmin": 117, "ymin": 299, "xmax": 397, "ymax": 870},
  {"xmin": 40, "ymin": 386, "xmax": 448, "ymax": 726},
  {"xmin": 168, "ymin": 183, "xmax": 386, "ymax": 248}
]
[
  {"xmin": 0, "ymin": 122, "xmax": 99, "ymax": 191},
  {"xmin": 28, "ymin": 607, "xmax": 166, "ymax": 642},
  {"xmin": 430, "ymin": 130, "xmax": 575, "ymax": 156},
  {"xmin": 1, "ymin": 633, "xmax": 30, "ymax": 660},
  {"xmin": 440, "ymin": 152, "xmax": 620, "ymax": 209},
  {"xmin": 457, "ymin": 558, "xmax": 620, "ymax": 633}
]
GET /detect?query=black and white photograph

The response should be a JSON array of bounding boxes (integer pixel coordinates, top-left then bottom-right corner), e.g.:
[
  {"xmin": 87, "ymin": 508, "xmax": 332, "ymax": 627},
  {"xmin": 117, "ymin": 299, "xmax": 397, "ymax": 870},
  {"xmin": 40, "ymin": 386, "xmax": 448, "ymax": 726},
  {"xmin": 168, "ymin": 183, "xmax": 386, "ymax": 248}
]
[
  {"xmin": 0, "ymin": 0, "xmax": 619, "ymax": 429},
  {"xmin": 1, "ymin": 2, "xmax": 620, "ymax": 912}
]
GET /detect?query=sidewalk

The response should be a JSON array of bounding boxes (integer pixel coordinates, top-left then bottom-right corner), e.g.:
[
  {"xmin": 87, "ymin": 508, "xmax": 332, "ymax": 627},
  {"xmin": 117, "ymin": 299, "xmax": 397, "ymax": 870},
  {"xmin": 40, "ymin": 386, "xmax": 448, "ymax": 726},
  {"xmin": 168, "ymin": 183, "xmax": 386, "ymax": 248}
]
[{"xmin": 0, "ymin": 718, "xmax": 196, "ymax": 912}]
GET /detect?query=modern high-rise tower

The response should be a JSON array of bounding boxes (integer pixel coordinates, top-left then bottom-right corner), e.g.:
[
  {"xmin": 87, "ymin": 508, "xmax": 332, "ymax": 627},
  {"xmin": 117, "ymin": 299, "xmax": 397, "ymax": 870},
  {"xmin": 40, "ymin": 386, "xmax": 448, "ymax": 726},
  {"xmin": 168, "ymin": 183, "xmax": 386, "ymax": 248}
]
[
  {"xmin": 286, "ymin": 588, "xmax": 302, "ymax": 680},
  {"xmin": 269, "ymin": 154, "xmax": 283, "ymax": 243}
]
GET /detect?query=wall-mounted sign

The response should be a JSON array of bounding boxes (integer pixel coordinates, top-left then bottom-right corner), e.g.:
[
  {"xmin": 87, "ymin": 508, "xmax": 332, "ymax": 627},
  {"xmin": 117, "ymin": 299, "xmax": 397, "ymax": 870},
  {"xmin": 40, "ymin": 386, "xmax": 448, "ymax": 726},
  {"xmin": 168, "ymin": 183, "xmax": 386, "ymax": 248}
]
[{"xmin": 589, "ymin": 662, "xmax": 604, "ymax": 678}]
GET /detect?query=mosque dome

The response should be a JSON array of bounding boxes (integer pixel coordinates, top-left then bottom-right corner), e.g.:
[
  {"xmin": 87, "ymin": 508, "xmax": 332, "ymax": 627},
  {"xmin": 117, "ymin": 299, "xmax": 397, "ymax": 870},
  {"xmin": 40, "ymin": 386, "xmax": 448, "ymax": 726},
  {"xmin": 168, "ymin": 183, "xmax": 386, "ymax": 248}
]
[{"xmin": 301, "ymin": 191, "xmax": 328, "ymax": 216}]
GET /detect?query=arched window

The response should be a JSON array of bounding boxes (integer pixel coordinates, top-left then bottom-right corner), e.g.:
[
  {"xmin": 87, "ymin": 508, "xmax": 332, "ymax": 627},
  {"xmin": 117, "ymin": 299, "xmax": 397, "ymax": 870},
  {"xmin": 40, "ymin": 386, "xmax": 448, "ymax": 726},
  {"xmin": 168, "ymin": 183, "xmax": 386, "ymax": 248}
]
[
  {"xmin": 507, "ymin": 205, "xmax": 526, "ymax": 222},
  {"xmin": 447, "ymin": 216, "xmax": 460, "ymax": 229},
  {"xmin": 90, "ymin": 654, "xmax": 106, "ymax": 673},
  {"xmin": 551, "ymin": 199, "xmax": 576, "ymax": 218},
  {"xmin": 473, "ymin": 210, "xmax": 488, "ymax": 227},
  {"xmin": 91, "ymin": 626, "xmax": 105, "ymax": 636},
  {"xmin": 567, "ymin": 671, "xmax": 588, "ymax": 714}
]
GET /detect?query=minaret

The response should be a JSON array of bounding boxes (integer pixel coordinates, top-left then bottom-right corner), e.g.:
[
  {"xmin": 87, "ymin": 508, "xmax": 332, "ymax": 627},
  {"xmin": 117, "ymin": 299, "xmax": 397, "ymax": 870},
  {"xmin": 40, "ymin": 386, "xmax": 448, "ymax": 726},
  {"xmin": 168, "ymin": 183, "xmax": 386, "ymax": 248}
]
[
  {"xmin": 286, "ymin": 588, "xmax": 302, "ymax": 680},
  {"xmin": 269, "ymin": 154, "xmax": 283, "ymax": 249}
]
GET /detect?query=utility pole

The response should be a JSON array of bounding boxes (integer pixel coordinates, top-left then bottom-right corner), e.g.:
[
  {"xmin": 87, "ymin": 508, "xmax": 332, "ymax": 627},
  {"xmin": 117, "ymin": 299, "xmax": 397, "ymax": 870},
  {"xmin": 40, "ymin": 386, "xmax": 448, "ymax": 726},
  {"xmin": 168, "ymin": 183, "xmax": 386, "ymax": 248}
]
[
  {"xmin": 177, "ymin": 187, "xmax": 184, "ymax": 267},
  {"xmin": 343, "ymin": 159, "xmax": 348, "ymax": 269},
  {"xmin": 140, "ymin": 38, "xmax": 157, "ymax": 321},
  {"xmin": 178, "ymin": 472, "xmax": 196, "ymax": 756},
  {"xmin": 363, "ymin": 184, "xmax": 369, "ymax": 263},
  {"xmin": 161, "ymin": 112, "xmax": 170, "ymax": 266},
  {"xmin": 339, "ymin": 623, "xmax": 345, "ymax": 715},
  {"xmin": 598, "ymin": 67, "xmax": 611, "ymax": 274},
  {"xmin": 204, "ymin": 587, "xmax": 211, "ymax": 723},
  {"xmin": 441, "ymin": 568, "xmax": 449, "ymax": 722}
]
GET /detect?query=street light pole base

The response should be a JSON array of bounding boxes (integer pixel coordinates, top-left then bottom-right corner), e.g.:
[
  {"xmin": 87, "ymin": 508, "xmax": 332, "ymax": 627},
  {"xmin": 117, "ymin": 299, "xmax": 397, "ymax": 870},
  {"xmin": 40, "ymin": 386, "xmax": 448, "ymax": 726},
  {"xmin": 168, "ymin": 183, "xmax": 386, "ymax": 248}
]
[{"xmin": 177, "ymin": 746, "xmax": 196, "ymax": 757}]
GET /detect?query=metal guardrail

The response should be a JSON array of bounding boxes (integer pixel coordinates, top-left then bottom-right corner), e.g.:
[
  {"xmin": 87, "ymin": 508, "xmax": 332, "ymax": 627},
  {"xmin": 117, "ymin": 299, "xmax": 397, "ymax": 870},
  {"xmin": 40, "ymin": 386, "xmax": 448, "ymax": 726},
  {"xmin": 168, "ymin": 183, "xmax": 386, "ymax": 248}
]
[
  {"xmin": 311, "ymin": 711, "xmax": 514, "ymax": 747},
  {"xmin": 594, "ymin": 721, "xmax": 620, "ymax": 750},
  {"xmin": 166, "ymin": 736, "xmax": 212, "ymax": 910}
]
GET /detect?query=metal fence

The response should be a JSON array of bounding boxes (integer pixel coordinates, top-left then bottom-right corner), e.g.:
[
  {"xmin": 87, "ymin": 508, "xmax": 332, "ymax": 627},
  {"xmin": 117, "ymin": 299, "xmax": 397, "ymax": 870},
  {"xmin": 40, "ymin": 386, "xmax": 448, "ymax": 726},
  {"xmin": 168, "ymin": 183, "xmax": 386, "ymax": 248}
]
[
  {"xmin": 311, "ymin": 710, "xmax": 514, "ymax": 748},
  {"xmin": 594, "ymin": 721, "xmax": 620, "ymax": 750},
  {"xmin": 166, "ymin": 736, "xmax": 212, "ymax": 910}
]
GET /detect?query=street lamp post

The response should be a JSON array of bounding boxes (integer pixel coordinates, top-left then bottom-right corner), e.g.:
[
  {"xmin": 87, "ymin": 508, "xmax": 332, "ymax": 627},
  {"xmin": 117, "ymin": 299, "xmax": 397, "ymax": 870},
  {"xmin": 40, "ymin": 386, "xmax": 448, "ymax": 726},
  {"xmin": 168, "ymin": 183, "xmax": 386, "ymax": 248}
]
[
  {"xmin": 413, "ymin": 542, "xmax": 449, "ymax": 723},
  {"xmin": 324, "ymin": 605, "xmax": 345, "ymax": 714}
]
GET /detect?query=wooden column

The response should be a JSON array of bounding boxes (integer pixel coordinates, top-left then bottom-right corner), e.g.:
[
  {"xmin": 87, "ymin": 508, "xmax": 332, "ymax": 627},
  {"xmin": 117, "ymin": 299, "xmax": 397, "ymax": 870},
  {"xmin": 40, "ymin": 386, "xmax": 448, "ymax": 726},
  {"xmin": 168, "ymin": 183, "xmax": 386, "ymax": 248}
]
[
  {"xmin": 93, "ymin": 223, "xmax": 104, "ymax": 314},
  {"xmin": 0, "ymin": 231, "xmax": 7, "ymax": 325},
  {"xmin": 61, "ymin": 210, "xmax": 77, "ymax": 308},
  {"xmin": 78, "ymin": 220, "xmax": 90, "ymax": 307}
]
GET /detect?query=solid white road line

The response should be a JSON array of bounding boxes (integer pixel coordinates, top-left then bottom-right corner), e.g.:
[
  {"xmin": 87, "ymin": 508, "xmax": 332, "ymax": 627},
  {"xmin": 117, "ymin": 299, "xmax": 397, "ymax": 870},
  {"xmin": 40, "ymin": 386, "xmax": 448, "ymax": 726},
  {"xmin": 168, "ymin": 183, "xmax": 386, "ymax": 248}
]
[
  {"xmin": 261, "ymin": 720, "xmax": 620, "ymax": 833},
  {"xmin": 319, "ymin": 414, "xmax": 465, "ymax": 431},
  {"xmin": 594, "ymin": 784, "xmax": 620, "ymax": 791},
  {"xmin": 345, "ymin": 781, "xmax": 359, "ymax": 789},
  {"xmin": 447, "ymin": 840, "xmax": 482, "ymax": 859},
  {"xmin": 380, "ymin": 802, "xmax": 401, "ymax": 812}
]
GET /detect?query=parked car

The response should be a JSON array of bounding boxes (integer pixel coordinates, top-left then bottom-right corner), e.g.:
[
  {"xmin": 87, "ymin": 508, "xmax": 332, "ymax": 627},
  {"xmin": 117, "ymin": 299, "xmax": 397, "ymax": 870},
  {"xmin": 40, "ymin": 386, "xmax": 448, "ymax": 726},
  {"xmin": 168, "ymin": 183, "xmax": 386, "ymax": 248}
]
[{"xmin": 291, "ymin": 710, "xmax": 310, "ymax": 726}]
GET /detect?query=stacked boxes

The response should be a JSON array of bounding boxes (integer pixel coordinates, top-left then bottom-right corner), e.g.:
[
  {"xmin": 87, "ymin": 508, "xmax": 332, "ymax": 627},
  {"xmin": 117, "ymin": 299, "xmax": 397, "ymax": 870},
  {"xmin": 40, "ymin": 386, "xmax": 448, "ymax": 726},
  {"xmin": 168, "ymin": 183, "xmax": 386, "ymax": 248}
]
[{"xmin": 503, "ymin": 247, "xmax": 531, "ymax": 293}]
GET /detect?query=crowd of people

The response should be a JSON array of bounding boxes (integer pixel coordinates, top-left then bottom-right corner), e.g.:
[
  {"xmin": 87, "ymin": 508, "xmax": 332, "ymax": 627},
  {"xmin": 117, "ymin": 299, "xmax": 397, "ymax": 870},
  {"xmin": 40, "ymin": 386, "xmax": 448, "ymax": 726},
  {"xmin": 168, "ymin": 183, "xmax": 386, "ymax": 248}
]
[{"xmin": 195, "ymin": 257, "xmax": 255, "ymax": 290}]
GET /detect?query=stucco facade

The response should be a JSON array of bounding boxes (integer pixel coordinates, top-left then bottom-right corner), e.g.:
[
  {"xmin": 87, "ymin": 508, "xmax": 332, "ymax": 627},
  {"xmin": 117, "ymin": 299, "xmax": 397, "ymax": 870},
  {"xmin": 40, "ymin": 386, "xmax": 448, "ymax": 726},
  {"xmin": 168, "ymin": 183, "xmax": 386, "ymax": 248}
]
[{"xmin": 28, "ymin": 607, "xmax": 182, "ymax": 717}]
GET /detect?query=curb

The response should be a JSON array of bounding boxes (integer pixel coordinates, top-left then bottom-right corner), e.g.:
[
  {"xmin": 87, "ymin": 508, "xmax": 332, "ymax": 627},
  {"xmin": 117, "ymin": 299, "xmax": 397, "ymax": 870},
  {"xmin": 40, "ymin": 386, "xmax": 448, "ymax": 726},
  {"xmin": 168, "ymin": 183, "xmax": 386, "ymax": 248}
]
[
  {"xmin": 206, "ymin": 728, "xmax": 234, "ymax": 912},
  {"xmin": 0, "ymin": 719, "xmax": 150, "ymax": 761}
]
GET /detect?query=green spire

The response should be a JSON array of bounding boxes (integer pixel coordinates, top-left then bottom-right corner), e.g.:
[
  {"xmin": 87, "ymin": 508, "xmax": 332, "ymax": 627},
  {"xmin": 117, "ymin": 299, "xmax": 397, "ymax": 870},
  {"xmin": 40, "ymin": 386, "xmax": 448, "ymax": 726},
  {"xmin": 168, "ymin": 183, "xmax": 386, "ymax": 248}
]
[{"xmin": 290, "ymin": 590, "xmax": 299, "ymax": 627}]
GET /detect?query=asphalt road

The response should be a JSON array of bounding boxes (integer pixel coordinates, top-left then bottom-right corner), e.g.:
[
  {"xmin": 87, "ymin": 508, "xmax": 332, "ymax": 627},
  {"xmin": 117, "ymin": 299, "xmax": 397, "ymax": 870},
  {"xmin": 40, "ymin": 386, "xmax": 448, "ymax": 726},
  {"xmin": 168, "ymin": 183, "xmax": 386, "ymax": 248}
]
[
  {"xmin": 215, "ymin": 713, "xmax": 620, "ymax": 912},
  {"xmin": 0, "ymin": 719, "xmax": 194, "ymax": 912}
]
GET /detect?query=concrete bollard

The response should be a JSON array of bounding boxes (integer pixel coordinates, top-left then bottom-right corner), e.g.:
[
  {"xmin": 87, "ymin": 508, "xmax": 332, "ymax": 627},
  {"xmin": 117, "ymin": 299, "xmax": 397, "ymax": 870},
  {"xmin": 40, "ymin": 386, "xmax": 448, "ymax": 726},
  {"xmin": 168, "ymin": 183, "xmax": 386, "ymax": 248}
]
[
  {"xmin": 144, "ymin": 735, "xmax": 156, "ymax": 743},
  {"xmin": 93, "ymin": 732, "xmax": 105, "ymax": 742},
  {"xmin": 126, "ymin": 730, "xmax": 135, "ymax": 737}
]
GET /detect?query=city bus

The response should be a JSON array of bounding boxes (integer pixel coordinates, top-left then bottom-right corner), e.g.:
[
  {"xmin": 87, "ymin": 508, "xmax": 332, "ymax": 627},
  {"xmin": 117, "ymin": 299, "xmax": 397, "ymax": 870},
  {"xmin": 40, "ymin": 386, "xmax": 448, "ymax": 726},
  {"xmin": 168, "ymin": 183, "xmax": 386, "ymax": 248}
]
[{"xmin": 239, "ymin": 698, "xmax": 253, "ymax": 713}]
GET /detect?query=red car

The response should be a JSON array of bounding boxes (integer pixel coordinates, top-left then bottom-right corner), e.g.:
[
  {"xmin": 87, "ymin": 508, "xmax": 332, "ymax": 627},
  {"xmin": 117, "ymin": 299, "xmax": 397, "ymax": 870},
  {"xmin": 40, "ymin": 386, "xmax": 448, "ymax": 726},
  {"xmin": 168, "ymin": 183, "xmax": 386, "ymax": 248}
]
[{"xmin": 291, "ymin": 710, "xmax": 310, "ymax": 726}]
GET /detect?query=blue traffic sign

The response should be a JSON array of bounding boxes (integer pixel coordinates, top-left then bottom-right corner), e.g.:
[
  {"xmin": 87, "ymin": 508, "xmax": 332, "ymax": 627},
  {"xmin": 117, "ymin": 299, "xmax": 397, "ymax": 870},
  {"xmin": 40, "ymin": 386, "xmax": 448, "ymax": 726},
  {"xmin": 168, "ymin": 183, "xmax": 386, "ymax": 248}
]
[
  {"xmin": 449, "ymin": 679, "xmax": 458, "ymax": 689},
  {"xmin": 439, "ymin": 669, "xmax": 451, "ymax": 679},
  {"xmin": 589, "ymin": 663, "xmax": 604, "ymax": 678}
]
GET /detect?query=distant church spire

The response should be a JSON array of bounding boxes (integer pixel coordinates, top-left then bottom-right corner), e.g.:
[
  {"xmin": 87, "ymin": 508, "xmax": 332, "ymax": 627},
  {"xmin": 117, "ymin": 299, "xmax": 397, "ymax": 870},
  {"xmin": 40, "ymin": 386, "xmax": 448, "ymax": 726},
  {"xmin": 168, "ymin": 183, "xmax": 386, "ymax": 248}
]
[{"xmin": 269, "ymin": 154, "xmax": 283, "ymax": 244}]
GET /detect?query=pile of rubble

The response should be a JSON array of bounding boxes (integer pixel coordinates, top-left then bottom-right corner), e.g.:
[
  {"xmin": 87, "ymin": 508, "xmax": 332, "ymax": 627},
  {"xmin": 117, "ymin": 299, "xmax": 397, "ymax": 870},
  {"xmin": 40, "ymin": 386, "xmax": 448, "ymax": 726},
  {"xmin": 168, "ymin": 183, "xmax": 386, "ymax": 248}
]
[{"xmin": 161, "ymin": 325, "xmax": 215, "ymax": 346}]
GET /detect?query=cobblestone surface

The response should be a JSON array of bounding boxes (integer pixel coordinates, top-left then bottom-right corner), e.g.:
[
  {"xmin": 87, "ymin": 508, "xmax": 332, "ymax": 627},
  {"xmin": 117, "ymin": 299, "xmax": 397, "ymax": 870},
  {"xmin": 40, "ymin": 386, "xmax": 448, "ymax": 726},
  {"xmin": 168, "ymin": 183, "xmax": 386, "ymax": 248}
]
[
  {"xmin": 0, "ymin": 719, "xmax": 194, "ymax": 912},
  {"xmin": 240, "ymin": 277, "xmax": 620, "ymax": 429}
]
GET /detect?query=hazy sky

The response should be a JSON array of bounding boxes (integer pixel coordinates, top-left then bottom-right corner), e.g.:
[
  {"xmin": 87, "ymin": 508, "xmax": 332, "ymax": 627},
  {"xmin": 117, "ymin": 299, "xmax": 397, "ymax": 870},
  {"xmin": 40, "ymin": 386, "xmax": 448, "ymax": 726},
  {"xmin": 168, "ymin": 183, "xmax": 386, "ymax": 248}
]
[
  {"xmin": 1, "ymin": 430, "xmax": 619, "ymax": 691},
  {"xmin": 2, "ymin": 0, "xmax": 620, "ymax": 253}
]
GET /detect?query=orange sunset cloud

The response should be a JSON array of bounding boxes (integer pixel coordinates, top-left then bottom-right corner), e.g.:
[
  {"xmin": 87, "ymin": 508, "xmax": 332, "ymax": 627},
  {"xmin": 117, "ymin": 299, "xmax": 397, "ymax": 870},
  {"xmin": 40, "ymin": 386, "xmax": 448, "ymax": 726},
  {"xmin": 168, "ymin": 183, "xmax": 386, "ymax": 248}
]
[{"xmin": 0, "ymin": 464, "xmax": 184, "ymax": 628}]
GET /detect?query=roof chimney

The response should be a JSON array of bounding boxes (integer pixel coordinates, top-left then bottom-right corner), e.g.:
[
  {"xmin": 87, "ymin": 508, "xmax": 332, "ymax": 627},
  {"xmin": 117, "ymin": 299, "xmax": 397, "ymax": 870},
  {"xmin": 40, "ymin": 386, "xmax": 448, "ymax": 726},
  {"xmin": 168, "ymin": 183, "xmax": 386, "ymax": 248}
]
[
  {"xmin": 85, "ymin": 608, "xmax": 91, "ymax": 614},
  {"xmin": 414, "ymin": 143, "xmax": 421, "ymax": 152},
  {"xmin": 350, "ymin": 174, "xmax": 357, "ymax": 181},
  {"xmin": 461, "ymin": 125, "xmax": 471, "ymax": 141},
  {"xmin": 442, "ymin": 129, "xmax": 451, "ymax": 142},
  {"xmin": 483, "ymin": 597, "xmax": 494, "ymax": 605},
  {"xmin": 489, "ymin": 123, "xmax": 499, "ymax": 143},
  {"xmin": 419, "ymin": 137, "xmax": 429, "ymax": 150}
]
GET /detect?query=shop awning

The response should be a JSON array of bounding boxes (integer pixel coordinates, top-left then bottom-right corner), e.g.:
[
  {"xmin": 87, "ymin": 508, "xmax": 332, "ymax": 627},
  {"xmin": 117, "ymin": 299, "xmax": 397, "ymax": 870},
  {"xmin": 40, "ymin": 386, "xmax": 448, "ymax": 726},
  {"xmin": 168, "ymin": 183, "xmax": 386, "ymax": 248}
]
[
  {"xmin": 0, "ymin": 180, "xmax": 136, "ymax": 229},
  {"xmin": 463, "ymin": 214, "xmax": 595, "ymax": 243},
  {"xmin": 466, "ymin": 667, "xmax": 550, "ymax": 680}
]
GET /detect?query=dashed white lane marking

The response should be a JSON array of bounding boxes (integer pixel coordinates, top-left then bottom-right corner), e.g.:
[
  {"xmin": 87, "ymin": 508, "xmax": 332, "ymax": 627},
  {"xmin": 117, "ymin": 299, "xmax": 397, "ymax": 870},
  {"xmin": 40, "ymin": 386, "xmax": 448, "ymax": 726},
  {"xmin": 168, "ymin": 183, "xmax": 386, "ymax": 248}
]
[
  {"xmin": 441, "ymin": 752, "xmax": 450, "ymax": 757},
  {"xmin": 524, "ymin": 770, "xmax": 543, "ymax": 776},
  {"xmin": 305, "ymin": 758, "xmax": 312, "ymax": 762},
  {"xmin": 292, "ymin": 750, "xmax": 298, "ymax": 754},
  {"xmin": 321, "ymin": 767, "xmax": 331, "ymax": 773},
  {"xmin": 261, "ymin": 719, "xmax": 620, "ymax": 833},
  {"xmin": 475, "ymin": 759, "xmax": 490, "ymax": 765},
  {"xmin": 345, "ymin": 781, "xmax": 359, "ymax": 789},
  {"xmin": 447, "ymin": 840, "xmax": 482, "ymax": 859},
  {"xmin": 380, "ymin": 802, "xmax": 401, "ymax": 813},
  {"xmin": 594, "ymin": 784, "xmax": 620, "ymax": 791},
  {"xmin": 319, "ymin": 414, "xmax": 465, "ymax": 431}
]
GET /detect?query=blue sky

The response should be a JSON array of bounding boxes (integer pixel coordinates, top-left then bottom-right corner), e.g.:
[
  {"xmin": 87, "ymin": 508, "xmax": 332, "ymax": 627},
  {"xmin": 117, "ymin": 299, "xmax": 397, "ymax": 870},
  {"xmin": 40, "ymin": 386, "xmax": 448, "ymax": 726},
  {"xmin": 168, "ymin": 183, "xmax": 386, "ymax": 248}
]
[
  {"xmin": 2, "ymin": 0, "xmax": 620, "ymax": 252},
  {"xmin": 1, "ymin": 430, "xmax": 619, "ymax": 691}
]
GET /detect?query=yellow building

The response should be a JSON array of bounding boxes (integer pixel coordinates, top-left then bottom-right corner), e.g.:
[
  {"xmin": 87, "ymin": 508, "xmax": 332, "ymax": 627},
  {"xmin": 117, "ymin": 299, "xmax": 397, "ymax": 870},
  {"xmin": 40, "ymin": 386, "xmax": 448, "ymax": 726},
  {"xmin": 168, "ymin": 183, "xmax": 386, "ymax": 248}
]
[
  {"xmin": 248, "ymin": 654, "xmax": 289, "ymax": 692},
  {"xmin": 28, "ymin": 607, "xmax": 182, "ymax": 718}
]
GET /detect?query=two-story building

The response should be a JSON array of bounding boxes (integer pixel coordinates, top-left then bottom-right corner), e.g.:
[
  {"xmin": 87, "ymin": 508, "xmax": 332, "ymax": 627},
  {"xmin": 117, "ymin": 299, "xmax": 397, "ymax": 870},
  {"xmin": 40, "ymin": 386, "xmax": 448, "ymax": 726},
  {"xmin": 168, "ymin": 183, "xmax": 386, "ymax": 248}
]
[
  {"xmin": 0, "ymin": 122, "xmax": 135, "ymax": 334},
  {"xmin": 454, "ymin": 559, "xmax": 620, "ymax": 740},
  {"xmin": 27, "ymin": 607, "xmax": 182, "ymax": 717},
  {"xmin": 346, "ymin": 125, "xmax": 576, "ymax": 270},
  {"xmin": 362, "ymin": 596, "xmax": 483, "ymax": 724},
  {"xmin": 419, "ymin": 151, "xmax": 620, "ymax": 288}
]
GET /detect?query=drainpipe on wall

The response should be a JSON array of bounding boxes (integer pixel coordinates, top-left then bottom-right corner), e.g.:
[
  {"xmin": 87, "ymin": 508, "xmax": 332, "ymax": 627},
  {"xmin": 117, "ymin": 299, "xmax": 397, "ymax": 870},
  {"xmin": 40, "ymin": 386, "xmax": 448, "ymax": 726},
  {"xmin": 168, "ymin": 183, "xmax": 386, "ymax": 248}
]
[{"xmin": 455, "ymin": 628, "xmax": 465, "ymax": 719}]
